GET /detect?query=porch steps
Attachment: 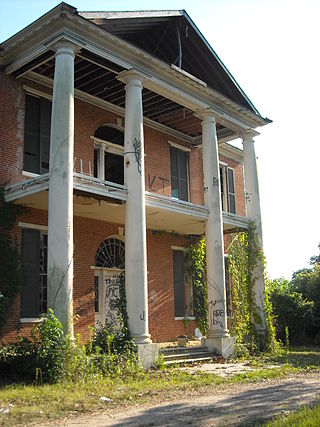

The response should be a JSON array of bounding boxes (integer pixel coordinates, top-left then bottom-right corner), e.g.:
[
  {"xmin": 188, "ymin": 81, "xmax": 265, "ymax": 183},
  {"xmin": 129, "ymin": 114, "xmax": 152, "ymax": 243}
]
[{"xmin": 159, "ymin": 345, "xmax": 214, "ymax": 365}]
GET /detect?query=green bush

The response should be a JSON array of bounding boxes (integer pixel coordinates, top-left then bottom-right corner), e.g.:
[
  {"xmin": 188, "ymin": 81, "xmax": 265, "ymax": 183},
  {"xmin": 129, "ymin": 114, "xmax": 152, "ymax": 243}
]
[
  {"xmin": 0, "ymin": 336, "xmax": 38, "ymax": 382},
  {"xmin": 0, "ymin": 311, "xmax": 140, "ymax": 384},
  {"xmin": 89, "ymin": 323, "xmax": 139, "ymax": 378},
  {"xmin": 291, "ymin": 264, "xmax": 320, "ymax": 341},
  {"xmin": 268, "ymin": 278, "xmax": 314, "ymax": 345}
]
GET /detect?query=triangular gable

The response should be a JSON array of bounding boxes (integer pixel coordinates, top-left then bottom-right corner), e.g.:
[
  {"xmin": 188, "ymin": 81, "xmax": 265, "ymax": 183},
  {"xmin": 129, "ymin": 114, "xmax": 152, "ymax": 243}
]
[{"xmin": 79, "ymin": 10, "xmax": 259, "ymax": 115}]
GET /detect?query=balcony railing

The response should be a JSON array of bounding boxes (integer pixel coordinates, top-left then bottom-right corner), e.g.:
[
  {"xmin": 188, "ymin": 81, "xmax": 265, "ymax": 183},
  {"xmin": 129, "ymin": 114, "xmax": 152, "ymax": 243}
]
[{"xmin": 5, "ymin": 173, "xmax": 250, "ymax": 230}]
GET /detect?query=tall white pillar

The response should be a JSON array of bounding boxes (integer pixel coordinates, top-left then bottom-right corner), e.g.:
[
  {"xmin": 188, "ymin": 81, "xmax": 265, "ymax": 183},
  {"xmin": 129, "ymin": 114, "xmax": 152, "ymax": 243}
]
[
  {"xmin": 47, "ymin": 42, "xmax": 76, "ymax": 338},
  {"xmin": 198, "ymin": 110, "xmax": 234, "ymax": 357},
  {"xmin": 117, "ymin": 70, "xmax": 151, "ymax": 346},
  {"xmin": 242, "ymin": 131, "xmax": 265, "ymax": 332}
]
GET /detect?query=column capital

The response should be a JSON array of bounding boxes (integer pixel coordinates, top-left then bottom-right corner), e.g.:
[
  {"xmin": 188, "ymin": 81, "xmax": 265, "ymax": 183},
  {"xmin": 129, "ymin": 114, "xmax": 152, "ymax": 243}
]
[
  {"xmin": 241, "ymin": 129, "xmax": 260, "ymax": 141},
  {"xmin": 195, "ymin": 108, "xmax": 217, "ymax": 123},
  {"xmin": 54, "ymin": 42, "xmax": 80, "ymax": 59},
  {"xmin": 117, "ymin": 69, "xmax": 146, "ymax": 87}
]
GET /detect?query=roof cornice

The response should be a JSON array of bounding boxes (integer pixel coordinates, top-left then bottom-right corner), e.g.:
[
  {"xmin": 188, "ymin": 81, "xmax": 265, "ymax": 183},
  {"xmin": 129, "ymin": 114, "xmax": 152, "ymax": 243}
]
[{"xmin": 1, "ymin": 3, "xmax": 271, "ymax": 130}]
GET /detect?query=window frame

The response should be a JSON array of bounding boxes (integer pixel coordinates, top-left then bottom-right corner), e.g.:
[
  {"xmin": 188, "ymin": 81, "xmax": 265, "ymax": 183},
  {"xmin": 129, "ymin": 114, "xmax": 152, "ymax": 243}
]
[
  {"xmin": 20, "ymin": 224, "xmax": 48, "ymax": 322},
  {"xmin": 92, "ymin": 135, "xmax": 124, "ymax": 185},
  {"xmin": 172, "ymin": 247, "xmax": 195, "ymax": 320},
  {"xmin": 169, "ymin": 145, "xmax": 190, "ymax": 202},
  {"xmin": 219, "ymin": 163, "xmax": 236, "ymax": 214},
  {"xmin": 23, "ymin": 93, "xmax": 52, "ymax": 175}
]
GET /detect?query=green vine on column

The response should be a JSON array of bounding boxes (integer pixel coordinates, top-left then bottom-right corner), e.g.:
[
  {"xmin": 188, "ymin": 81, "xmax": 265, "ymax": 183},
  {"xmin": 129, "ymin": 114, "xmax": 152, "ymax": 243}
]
[
  {"xmin": 185, "ymin": 237, "xmax": 208, "ymax": 335},
  {"xmin": 227, "ymin": 222, "xmax": 279, "ymax": 354},
  {"xmin": 116, "ymin": 270, "xmax": 129, "ymax": 339}
]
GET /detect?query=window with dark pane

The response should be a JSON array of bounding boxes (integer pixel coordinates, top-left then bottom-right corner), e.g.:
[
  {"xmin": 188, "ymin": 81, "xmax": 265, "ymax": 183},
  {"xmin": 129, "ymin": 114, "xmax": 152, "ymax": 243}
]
[
  {"xmin": 219, "ymin": 166, "xmax": 225, "ymax": 211},
  {"xmin": 170, "ymin": 147, "xmax": 189, "ymax": 201},
  {"xmin": 94, "ymin": 126, "xmax": 124, "ymax": 146},
  {"xmin": 21, "ymin": 229, "xmax": 47, "ymax": 318},
  {"xmin": 39, "ymin": 233, "xmax": 48, "ymax": 314},
  {"xmin": 227, "ymin": 168, "xmax": 236, "ymax": 214},
  {"xmin": 95, "ymin": 238, "xmax": 125, "ymax": 268},
  {"xmin": 94, "ymin": 276, "xmax": 99, "ymax": 312},
  {"xmin": 93, "ymin": 148, "xmax": 99, "ymax": 178},
  {"xmin": 173, "ymin": 250, "xmax": 185, "ymax": 317},
  {"xmin": 104, "ymin": 152, "xmax": 124, "ymax": 185},
  {"xmin": 93, "ymin": 126, "xmax": 124, "ymax": 184},
  {"xmin": 24, "ymin": 94, "xmax": 51, "ymax": 174},
  {"xmin": 172, "ymin": 249, "xmax": 193, "ymax": 317}
]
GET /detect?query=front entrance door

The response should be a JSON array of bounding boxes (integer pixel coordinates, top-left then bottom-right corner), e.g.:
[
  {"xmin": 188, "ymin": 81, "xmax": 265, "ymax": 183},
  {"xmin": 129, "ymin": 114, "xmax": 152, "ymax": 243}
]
[{"xmin": 94, "ymin": 268, "xmax": 121, "ymax": 329}]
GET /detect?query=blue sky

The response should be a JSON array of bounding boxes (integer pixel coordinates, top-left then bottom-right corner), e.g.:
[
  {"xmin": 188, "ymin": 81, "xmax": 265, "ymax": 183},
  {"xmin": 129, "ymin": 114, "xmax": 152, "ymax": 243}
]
[{"xmin": 1, "ymin": 0, "xmax": 320, "ymax": 279}]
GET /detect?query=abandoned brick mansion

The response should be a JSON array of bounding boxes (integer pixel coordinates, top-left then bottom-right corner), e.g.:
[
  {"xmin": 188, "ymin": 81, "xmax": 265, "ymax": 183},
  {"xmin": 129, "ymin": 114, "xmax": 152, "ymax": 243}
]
[{"xmin": 0, "ymin": 3, "xmax": 270, "ymax": 365}]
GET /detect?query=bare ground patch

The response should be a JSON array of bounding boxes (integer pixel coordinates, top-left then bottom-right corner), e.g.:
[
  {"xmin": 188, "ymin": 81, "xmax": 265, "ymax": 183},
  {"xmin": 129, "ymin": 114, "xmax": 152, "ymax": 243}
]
[{"xmin": 44, "ymin": 371, "xmax": 320, "ymax": 427}]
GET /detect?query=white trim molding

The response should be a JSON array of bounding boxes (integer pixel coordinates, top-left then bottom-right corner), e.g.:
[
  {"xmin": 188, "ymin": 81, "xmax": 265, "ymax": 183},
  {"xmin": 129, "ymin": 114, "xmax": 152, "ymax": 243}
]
[
  {"xmin": 168, "ymin": 140, "xmax": 191, "ymax": 152},
  {"xmin": 18, "ymin": 222, "xmax": 48, "ymax": 232}
]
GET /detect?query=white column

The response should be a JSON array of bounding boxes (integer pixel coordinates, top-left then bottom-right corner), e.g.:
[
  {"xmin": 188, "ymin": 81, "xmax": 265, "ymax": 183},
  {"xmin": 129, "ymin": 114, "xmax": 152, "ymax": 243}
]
[
  {"xmin": 199, "ymin": 111, "xmax": 230, "ymax": 343},
  {"xmin": 47, "ymin": 42, "xmax": 76, "ymax": 338},
  {"xmin": 242, "ymin": 131, "xmax": 265, "ymax": 331},
  {"xmin": 117, "ymin": 70, "xmax": 151, "ymax": 346}
]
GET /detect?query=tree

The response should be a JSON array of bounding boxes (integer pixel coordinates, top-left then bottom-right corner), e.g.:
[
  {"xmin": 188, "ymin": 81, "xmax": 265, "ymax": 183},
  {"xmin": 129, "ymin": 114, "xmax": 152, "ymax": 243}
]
[
  {"xmin": 291, "ymin": 263, "xmax": 320, "ymax": 341},
  {"xmin": 269, "ymin": 243, "xmax": 320, "ymax": 345},
  {"xmin": 310, "ymin": 243, "xmax": 320, "ymax": 265},
  {"xmin": 268, "ymin": 278, "xmax": 313, "ymax": 344}
]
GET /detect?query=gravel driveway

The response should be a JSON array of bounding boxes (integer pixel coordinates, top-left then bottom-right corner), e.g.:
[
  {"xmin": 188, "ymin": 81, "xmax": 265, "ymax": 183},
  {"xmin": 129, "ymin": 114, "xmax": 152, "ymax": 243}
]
[{"xmin": 47, "ymin": 371, "xmax": 320, "ymax": 426}]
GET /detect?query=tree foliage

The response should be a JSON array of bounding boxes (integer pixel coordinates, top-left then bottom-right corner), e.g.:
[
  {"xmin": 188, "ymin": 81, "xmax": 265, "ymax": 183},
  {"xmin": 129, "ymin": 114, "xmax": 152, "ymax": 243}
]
[
  {"xmin": 269, "ymin": 244, "xmax": 320, "ymax": 345},
  {"xmin": 268, "ymin": 278, "xmax": 314, "ymax": 344}
]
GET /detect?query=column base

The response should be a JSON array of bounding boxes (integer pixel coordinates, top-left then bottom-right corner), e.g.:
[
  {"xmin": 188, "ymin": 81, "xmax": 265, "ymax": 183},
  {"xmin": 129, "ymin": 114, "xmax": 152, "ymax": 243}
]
[
  {"xmin": 134, "ymin": 333, "xmax": 152, "ymax": 345},
  {"xmin": 136, "ymin": 343, "xmax": 159, "ymax": 369},
  {"xmin": 205, "ymin": 336, "xmax": 235, "ymax": 359}
]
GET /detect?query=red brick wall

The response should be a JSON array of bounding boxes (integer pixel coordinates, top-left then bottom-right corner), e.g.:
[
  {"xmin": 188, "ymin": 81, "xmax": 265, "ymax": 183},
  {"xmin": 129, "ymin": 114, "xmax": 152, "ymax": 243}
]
[
  {"xmin": 2, "ymin": 211, "xmax": 195, "ymax": 343},
  {"xmin": 0, "ymin": 72, "xmax": 25, "ymax": 185},
  {"xmin": 1, "ymin": 77, "xmax": 246, "ymax": 344},
  {"xmin": 0, "ymin": 77, "xmax": 245, "ymax": 210},
  {"xmin": 147, "ymin": 230, "xmax": 196, "ymax": 342}
]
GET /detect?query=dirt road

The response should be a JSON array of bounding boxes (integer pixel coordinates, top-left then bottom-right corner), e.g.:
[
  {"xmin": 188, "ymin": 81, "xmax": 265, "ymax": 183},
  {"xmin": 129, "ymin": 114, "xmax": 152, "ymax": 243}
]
[{"xmin": 48, "ymin": 371, "xmax": 320, "ymax": 426}]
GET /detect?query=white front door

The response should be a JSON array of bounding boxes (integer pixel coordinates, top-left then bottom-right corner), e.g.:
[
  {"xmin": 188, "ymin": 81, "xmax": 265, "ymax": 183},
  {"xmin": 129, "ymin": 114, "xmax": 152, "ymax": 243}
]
[{"xmin": 94, "ymin": 268, "xmax": 121, "ymax": 329}]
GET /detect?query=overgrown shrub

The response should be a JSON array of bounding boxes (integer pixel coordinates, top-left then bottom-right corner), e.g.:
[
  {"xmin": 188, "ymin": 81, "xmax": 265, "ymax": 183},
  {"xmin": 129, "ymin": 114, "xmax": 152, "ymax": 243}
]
[
  {"xmin": 0, "ymin": 311, "xmax": 139, "ymax": 384},
  {"xmin": 0, "ymin": 336, "xmax": 38, "ymax": 382},
  {"xmin": 268, "ymin": 278, "xmax": 314, "ymax": 345}
]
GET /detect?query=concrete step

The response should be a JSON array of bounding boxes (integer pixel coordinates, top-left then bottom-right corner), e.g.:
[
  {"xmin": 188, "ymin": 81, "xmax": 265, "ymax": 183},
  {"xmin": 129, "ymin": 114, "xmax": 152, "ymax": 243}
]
[
  {"xmin": 164, "ymin": 356, "xmax": 214, "ymax": 366},
  {"xmin": 160, "ymin": 346, "xmax": 208, "ymax": 356},
  {"xmin": 160, "ymin": 345, "xmax": 215, "ymax": 365},
  {"xmin": 162, "ymin": 351, "xmax": 213, "ymax": 361}
]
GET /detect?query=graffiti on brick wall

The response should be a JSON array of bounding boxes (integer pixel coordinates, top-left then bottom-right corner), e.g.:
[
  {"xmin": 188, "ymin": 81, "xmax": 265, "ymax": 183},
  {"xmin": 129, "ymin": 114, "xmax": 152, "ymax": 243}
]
[{"xmin": 148, "ymin": 173, "xmax": 170, "ymax": 193}]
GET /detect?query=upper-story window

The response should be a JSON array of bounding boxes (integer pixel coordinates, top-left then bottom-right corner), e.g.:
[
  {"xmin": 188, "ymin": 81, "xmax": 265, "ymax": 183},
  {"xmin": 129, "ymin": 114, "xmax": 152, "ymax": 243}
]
[
  {"xmin": 220, "ymin": 164, "xmax": 236, "ymax": 214},
  {"xmin": 23, "ymin": 94, "xmax": 51, "ymax": 174},
  {"xmin": 170, "ymin": 146, "xmax": 189, "ymax": 201},
  {"xmin": 93, "ymin": 126, "xmax": 124, "ymax": 185}
]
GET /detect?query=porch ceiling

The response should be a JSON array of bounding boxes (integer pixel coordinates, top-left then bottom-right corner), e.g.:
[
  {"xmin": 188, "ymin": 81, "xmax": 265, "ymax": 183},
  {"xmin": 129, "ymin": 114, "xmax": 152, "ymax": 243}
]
[
  {"xmin": 11, "ymin": 188, "xmax": 246, "ymax": 235},
  {"xmin": 19, "ymin": 48, "xmax": 230, "ymax": 142}
]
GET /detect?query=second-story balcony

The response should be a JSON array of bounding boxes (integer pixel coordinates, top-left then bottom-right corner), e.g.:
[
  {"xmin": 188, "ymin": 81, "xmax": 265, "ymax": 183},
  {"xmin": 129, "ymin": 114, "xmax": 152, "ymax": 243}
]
[{"xmin": 5, "ymin": 173, "xmax": 250, "ymax": 235}]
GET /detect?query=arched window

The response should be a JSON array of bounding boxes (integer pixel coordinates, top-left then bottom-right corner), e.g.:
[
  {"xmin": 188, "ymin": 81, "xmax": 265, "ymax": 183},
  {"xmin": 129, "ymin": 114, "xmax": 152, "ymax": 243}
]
[
  {"xmin": 93, "ymin": 125, "xmax": 124, "ymax": 185},
  {"xmin": 94, "ymin": 126, "xmax": 124, "ymax": 146},
  {"xmin": 95, "ymin": 237, "xmax": 125, "ymax": 268}
]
